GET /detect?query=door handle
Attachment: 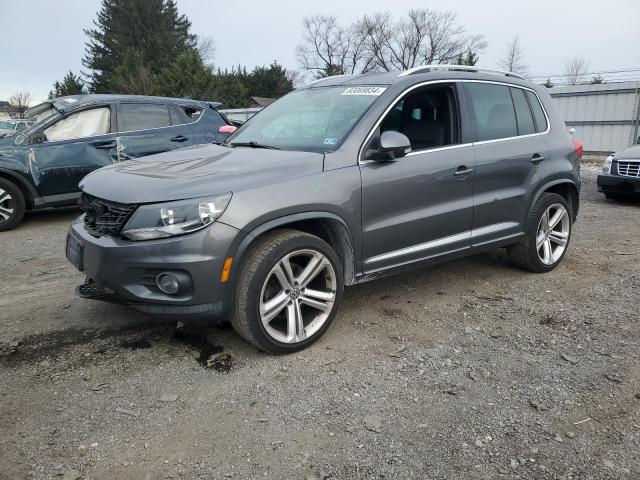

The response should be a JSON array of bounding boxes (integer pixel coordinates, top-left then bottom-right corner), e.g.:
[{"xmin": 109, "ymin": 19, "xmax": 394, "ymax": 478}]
[
  {"xmin": 92, "ymin": 140, "xmax": 116, "ymax": 149},
  {"xmin": 170, "ymin": 135, "xmax": 189, "ymax": 142},
  {"xmin": 453, "ymin": 166, "xmax": 474, "ymax": 177},
  {"xmin": 530, "ymin": 154, "xmax": 546, "ymax": 164}
]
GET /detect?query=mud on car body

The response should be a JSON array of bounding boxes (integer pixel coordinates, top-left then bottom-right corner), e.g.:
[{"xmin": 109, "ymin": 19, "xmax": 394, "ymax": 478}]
[
  {"xmin": 0, "ymin": 94, "xmax": 236, "ymax": 231},
  {"xmin": 66, "ymin": 65, "xmax": 582, "ymax": 354}
]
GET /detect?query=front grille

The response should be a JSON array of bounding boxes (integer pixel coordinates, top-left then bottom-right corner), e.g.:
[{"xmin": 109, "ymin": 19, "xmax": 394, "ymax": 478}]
[
  {"xmin": 80, "ymin": 193, "xmax": 137, "ymax": 237},
  {"xmin": 617, "ymin": 161, "xmax": 640, "ymax": 178}
]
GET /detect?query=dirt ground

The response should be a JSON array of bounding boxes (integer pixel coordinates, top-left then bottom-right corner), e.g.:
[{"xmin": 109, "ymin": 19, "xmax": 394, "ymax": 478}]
[{"xmin": 1, "ymin": 165, "xmax": 639, "ymax": 480}]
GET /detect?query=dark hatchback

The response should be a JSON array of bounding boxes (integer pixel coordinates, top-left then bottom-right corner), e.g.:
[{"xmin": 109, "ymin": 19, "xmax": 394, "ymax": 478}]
[
  {"xmin": 597, "ymin": 145, "xmax": 640, "ymax": 198},
  {"xmin": 0, "ymin": 94, "xmax": 237, "ymax": 230}
]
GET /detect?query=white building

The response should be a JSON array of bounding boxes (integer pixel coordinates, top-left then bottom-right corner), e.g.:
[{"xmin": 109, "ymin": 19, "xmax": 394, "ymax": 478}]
[{"xmin": 549, "ymin": 81, "xmax": 640, "ymax": 162}]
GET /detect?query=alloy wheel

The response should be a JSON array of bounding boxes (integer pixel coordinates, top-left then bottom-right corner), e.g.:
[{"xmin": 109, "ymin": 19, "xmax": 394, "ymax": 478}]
[
  {"xmin": 536, "ymin": 203, "xmax": 570, "ymax": 266},
  {"xmin": 0, "ymin": 188, "xmax": 14, "ymax": 224},
  {"xmin": 259, "ymin": 249, "xmax": 337, "ymax": 344}
]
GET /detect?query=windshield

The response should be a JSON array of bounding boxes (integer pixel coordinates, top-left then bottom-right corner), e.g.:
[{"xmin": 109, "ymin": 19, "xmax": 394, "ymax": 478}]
[
  {"xmin": 228, "ymin": 86, "xmax": 387, "ymax": 152},
  {"xmin": 0, "ymin": 121, "xmax": 16, "ymax": 130}
]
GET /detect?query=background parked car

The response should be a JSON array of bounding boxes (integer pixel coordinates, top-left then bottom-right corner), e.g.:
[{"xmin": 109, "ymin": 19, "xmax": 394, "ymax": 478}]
[
  {"xmin": 0, "ymin": 94, "xmax": 237, "ymax": 231},
  {"xmin": 597, "ymin": 144, "xmax": 640, "ymax": 199},
  {"xmin": 0, "ymin": 119, "xmax": 34, "ymax": 138}
]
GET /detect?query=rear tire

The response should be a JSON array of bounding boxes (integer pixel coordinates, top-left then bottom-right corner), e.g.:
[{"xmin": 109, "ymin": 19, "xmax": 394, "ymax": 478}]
[
  {"xmin": 0, "ymin": 178, "xmax": 26, "ymax": 232},
  {"xmin": 231, "ymin": 229, "xmax": 343, "ymax": 354},
  {"xmin": 508, "ymin": 193, "xmax": 572, "ymax": 273}
]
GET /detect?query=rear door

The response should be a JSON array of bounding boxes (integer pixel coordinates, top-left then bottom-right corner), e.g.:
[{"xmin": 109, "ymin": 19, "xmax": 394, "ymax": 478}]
[
  {"xmin": 114, "ymin": 102, "xmax": 196, "ymax": 161},
  {"xmin": 181, "ymin": 105, "xmax": 228, "ymax": 145},
  {"xmin": 464, "ymin": 82, "xmax": 549, "ymax": 246},
  {"xmin": 360, "ymin": 83, "xmax": 476, "ymax": 273}
]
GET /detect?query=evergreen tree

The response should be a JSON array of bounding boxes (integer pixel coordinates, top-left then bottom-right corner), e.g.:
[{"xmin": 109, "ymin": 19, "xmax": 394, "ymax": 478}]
[
  {"xmin": 456, "ymin": 50, "xmax": 479, "ymax": 66},
  {"xmin": 83, "ymin": 0, "xmax": 196, "ymax": 93},
  {"xmin": 209, "ymin": 74, "xmax": 249, "ymax": 108},
  {"xmin": 48, "ymin": 71, "xmax": 86, "ymax": 99},
  {"xmin": 155, "ymin": 50, "xmax": 214, "ymax": 98},
  {"xmin": 245, "ymin": 62, "xmax": 294, "ymax": 99},
  {"xmin": 110, "ymin": 49, "xmax": 159, "ymax": 95},
  {"xmin": 542, "ymin": 78, "xmax": 554, "ymax": 88}
]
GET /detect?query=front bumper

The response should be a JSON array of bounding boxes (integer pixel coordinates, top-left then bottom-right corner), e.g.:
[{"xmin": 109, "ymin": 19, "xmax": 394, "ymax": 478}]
[
  {"xmin": 597, "ymin": 173, "xmax": 640, "ymax": 195},
  {"xmin": 66, "ymin": 219, "xmax": 243, "ymax": 317}
]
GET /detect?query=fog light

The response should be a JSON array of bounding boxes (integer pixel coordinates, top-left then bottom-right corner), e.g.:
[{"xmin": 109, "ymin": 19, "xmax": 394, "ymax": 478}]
[{"xmin": 156, "ymin": 273, "xmax": 180, "ymax": 294}]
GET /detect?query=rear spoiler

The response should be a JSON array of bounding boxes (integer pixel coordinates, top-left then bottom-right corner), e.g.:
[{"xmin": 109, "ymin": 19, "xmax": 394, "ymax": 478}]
[{"xmin": 208, "ymin": 101, "xmax": 222, "ymax": 109}]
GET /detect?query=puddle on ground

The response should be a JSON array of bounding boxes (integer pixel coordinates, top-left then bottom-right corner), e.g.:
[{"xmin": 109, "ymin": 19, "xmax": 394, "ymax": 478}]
[
  {"xmin": 173, "ymin": 328, "xmax": 233, "ymax": 372},
  {"xmin": 1, "ymin": 322, "xmax": 234, "ymax": 372}
]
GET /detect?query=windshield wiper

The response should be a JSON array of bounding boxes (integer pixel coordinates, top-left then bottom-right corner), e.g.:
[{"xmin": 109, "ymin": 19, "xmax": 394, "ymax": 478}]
[{"xmin": 231, "ymin": 141, "xmax": 280, "ymax": 150}]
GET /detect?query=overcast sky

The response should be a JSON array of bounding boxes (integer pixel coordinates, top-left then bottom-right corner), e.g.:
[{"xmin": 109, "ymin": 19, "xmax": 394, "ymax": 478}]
[{"xmin": 1, "ymin": 0, "xmax": 639, "ymax": 102}]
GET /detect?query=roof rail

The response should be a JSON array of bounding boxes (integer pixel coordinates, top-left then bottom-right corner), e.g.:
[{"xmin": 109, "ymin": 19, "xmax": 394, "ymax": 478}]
[{"xmin": 398, "ymin": 64, "xmax": 526, "ymax": 80}]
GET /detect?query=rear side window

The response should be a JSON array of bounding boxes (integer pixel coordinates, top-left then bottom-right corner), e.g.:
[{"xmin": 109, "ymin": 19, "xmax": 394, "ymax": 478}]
[
  {"xmin": 466, "ymin": 83, "xmax": 517, "ymax": 141},
  {"xmin": 525, "ymin": 91, "xmax": 548, "ymax": 132},
  {"xmin": 118, "ymin": 103, "xmax": 172, "ymax": 132},
  {"xmin": 510, "ymin": 88, "xmax": 536, "ymax": 135},
  {"xmin": 180, "ymin": 105, "xmax": 204, "ymax": 122}
]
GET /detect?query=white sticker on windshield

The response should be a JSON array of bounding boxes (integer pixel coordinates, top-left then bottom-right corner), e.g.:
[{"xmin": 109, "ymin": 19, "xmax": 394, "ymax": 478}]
[{"xmin": 342, "ymin": 87, "xmax": 387, "ymax": 96}]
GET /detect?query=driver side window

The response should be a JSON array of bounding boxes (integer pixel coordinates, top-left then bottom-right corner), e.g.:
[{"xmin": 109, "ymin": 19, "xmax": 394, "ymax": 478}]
[
  {"xmin": 381, "ymin": 85, "xmax": 459, "ymax": 152},
  {"xmin": 44, "ymin": 107, "xmax": 111, "ymax": 142}
]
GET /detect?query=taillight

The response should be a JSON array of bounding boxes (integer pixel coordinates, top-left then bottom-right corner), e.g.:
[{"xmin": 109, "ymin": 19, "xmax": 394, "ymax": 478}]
[
  {"xmin": 219, "ymin": 125, "xmax": 237, "ymax": 134},
  {"xmin": 571, "ymin": 138, "xmax": 583, "ymax": 160}
]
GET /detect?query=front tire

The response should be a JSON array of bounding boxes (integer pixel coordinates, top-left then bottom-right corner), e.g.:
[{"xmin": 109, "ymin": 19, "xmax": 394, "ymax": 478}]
[
  {"xmin": 508, "ymin": 193, "xmax": 572, "ymax": 273},
  {"xmin": 231, "ymin": 229, "xmax": 344, "ymax": 354},
  {"xmin": 0, "ymin": 178, "xmax": 26, "ymax": 232}
]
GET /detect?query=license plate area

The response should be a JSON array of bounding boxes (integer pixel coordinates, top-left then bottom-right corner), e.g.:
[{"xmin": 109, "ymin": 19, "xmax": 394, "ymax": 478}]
[{"xmin": 66, "ymin": 232, "xmax": 84, "ymax": 271}]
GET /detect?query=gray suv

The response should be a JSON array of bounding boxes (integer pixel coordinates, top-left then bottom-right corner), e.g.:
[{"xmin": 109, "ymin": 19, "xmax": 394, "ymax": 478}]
[{"xmin": 66, "ymin": 66, "xmax": 581, "ymax": 354}]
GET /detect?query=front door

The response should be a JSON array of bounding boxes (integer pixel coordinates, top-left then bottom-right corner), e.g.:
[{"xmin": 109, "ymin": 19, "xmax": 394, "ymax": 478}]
[
  {"xmin": 30, "ymin": 105, "xmax": 116, "ymax": 197},
  {"xmin": 360, "ymin": 84, "xmax": 475, "ymax": 273}
]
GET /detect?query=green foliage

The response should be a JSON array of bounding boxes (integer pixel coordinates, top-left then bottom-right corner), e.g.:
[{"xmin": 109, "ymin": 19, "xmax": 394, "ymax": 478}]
[
  {"xmin": 81, "ymin": 0, "xmax": 293, "ymax": 107},
  {"xmin": 83, "ymin": 0, "xmax": 196, "ymax": 93},
  {"xmin": 49, "ymin": 71, "xmax": 86, "ymax": 99},
  {"xmin": 456, "ymin": 51, "xmax": 479, "ymax": 66},
  {"xmin": 245, "ymin": 62, "xmax": 294, "ymax": 98}
]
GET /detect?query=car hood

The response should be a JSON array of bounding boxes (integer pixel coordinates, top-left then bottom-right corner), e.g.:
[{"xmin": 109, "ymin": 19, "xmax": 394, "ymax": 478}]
[
  {"xmin": 80, "ymin": 143, "xmax": 325, "ymax": 204},
  {"xmin": 615, "ymin": 145, "xmax": 640, "ymax": 160}
]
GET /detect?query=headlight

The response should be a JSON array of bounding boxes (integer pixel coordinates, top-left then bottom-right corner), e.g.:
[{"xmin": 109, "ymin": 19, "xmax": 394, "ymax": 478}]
[
  {"xmin": 122, "ymin": 193, "xmax": 232, "ymax": 241},
  {"xmin": 602, "ymin": 155, "xmax": 613, "ymax": 174}
]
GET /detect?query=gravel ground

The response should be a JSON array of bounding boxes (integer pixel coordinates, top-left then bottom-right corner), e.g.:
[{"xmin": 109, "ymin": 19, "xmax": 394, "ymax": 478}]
[{"xmin": 1, "ymin": 165, "xmax": 639, "ymax": 480}]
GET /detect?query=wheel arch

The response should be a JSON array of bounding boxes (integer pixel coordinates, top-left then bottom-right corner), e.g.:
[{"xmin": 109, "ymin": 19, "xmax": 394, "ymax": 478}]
[
  {"xmin": 0, "ymin": 168, "xmax": 38, "ymax": 209},
  {"xmin": 530, "ymin": 179, "xmax": 580, "ymax": 222},
  {"xmin": 229, "ymin": 212, "xmax": 358, "ymax": 289}
]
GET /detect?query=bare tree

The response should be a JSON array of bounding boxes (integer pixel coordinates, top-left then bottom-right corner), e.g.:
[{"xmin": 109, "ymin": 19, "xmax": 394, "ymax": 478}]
[
  {"xmin": 197, "ymin": 36, "xmax": 216, "ymax": 68},
  {"xmin": 296, "ymin": 15, "xmax": 371, "ymax": 78},
  {"xmin": 358, "ymin": 9, "xmax": 486, "ymax": 71},
  {"xmin": 296, "ymin": 9, "xmax": 486, "ymax": 78},
  {"xmin": 8, "ymin": 91, "xmax": 33, "ymax": 118},
  {"xmin": 563, "ymin": 57, "xmax": 589, "ymax": 85},
  {"xmin": 498, "ymin": 35, "xmax": 528, "ymax": 76}
]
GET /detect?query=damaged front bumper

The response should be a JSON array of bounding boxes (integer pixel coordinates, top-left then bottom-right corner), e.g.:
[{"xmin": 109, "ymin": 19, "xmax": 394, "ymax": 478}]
[{"xmin": 66, "ymin": 218, "xmax": 243, "ymax": 318}]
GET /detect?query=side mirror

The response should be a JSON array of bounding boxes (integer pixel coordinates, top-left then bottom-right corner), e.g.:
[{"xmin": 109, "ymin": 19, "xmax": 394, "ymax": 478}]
[
  {"xmin": 30, "ymin": 132, "xmax": 47, "ymax": 144},
  {"xmin": 380, "ymin": 131, "xmax": 411, "ymax": 158},
  {"xmin": 231, "ymin": 120, "xmax": 244, "ymax": 127}
]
